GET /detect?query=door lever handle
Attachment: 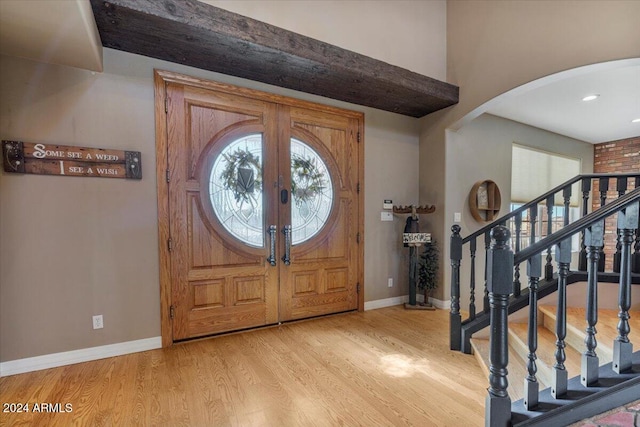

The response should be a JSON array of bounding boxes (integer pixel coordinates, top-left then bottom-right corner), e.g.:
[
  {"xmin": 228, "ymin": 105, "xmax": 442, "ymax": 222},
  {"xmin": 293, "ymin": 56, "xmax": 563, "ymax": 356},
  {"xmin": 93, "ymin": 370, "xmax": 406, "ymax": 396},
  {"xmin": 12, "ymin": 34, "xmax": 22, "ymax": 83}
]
[
  {"xmin": 267, "ymin": 225, "xmax": 277, "ymax": 266},
  {"xmin": 281, "ymin": 189, "xmax": 288, "ymax": 204},
  {"xmin": 282, "ymin": 225, "xmax": 292, "ymax": 265}
]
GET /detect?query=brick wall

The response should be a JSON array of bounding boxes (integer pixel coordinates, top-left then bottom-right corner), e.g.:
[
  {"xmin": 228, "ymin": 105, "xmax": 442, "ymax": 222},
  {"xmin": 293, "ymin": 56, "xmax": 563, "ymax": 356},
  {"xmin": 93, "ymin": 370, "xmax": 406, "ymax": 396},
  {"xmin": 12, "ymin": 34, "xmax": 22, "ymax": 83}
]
[{"xmin": 592, "ymin": 137, "xmax": 640, "ymax": 270}]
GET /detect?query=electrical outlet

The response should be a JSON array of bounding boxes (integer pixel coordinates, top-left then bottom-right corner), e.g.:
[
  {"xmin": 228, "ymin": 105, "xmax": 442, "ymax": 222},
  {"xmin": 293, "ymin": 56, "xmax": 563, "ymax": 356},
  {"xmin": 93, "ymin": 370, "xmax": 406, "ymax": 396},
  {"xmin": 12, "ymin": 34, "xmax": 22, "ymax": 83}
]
[
  {"xmin": 92, "ymin": 315, "xmax": 104, "ymax": 330},
  {"xmin": 388, "ymin": 278, "xmax": 393, "ymax": 287}
]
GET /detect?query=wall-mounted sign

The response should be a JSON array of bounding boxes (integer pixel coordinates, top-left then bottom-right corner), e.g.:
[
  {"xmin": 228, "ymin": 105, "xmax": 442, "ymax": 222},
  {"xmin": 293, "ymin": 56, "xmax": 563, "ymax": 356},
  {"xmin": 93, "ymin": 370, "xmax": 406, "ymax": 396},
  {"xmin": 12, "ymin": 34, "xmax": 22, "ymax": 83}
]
[
  {"xmin": 2, "ymin": 141, "xmax": 141, "ymax": 179},
  {"xmin": 403, "ymin": 232, "xmax": 431, "ymax": 246}
]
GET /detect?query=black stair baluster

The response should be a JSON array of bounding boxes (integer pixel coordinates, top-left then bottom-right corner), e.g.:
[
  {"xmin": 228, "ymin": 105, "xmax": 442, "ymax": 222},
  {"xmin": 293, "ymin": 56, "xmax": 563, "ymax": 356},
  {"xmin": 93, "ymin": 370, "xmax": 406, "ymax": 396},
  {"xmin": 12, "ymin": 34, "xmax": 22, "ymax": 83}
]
[
  {"xmin": 545, "ymin": 195, "xmax": 554, "ymax": 280},
  {"xmin": 485, "ymin": 226, "xmax": 514, "ymax": 427},
  {"xmin": 579, "ymin": 177, "xmax": 592, "ymax": 271},
  {"xmin": 598, "ymin": 177, "xmax": 609, "ymax": 272},
  {"xmin": 450, "ymin": 225, "xmax": 462, "ymax": 351},
  {"xmin": 469, "ymin": 237, "xmax": 477, "ymax": 320},
  {"xmin": 582, "ymin": 220, "xmax": 604, "ymax": 386},
  {"xmin": 514, "ymin": 213, "xmax": 522, "ymax": 297},
  {"xmin": 563, "ymin": 184, "xmax": 572, "ymax": 227},
  {"xmin": 524, "ymin": 252, "xmax": 541, "ymax": 409},
  {"xmin": 613, "ymin": 202, "xmax": 638, "ymax": 373},
  {"xmin": 484, "ymin": 230, "xmax": 491, "ymax": 313},
  {"xmin": 552, "ymin": 238, "xmax": 571, "ymax": 398},
  {"xmin": 530, "ymin": 203, "xmax": 538, "ymax": 249},
  {"xmin": 613, "ymin": 177, "xmax": 628, "ymax": 273},
  {"xmin": 634, "ymin": 177, "xmax": 640, "ymax": 274}
]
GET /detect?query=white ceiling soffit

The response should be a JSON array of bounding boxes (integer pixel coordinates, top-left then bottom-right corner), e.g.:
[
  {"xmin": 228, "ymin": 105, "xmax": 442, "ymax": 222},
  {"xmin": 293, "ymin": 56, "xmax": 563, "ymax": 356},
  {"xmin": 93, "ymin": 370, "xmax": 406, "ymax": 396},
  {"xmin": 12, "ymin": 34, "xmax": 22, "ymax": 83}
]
[
  {"xmin": 487, "ymin": 60, "xmax": 640, "ymax": 144},
  {"xmin": 0, "ymin": 0, "xmax": 103, "ymax": 72}
]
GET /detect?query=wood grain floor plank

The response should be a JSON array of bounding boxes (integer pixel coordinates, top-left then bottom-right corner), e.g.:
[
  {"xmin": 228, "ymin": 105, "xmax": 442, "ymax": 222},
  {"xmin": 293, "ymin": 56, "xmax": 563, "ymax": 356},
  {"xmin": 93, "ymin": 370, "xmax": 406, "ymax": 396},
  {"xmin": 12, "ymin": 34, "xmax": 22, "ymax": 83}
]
[{"xmin": 0, "ymin": 307, "xmax": 486, "ymax": 426}]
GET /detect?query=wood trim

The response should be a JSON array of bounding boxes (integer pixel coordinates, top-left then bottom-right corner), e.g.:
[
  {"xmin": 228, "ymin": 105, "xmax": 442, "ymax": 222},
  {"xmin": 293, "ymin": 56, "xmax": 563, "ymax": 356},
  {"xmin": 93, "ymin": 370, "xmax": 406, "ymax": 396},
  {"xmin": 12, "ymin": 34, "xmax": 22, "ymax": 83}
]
[
  {"xmin": 155, "ymin": 70, "xmax": 365, "ymax": 120},
  {"xmin": 154, "ymin": 71, "xmax": 173, "ymax": 347},
  {"xmin": 357, "ymin": 120, "xmax": 365, "ymax": 312},
  {"xmin": 154, "ymin": 70, "xmax": 365, "ymax": 345},
  {"xmin": 91, "ymin": 0, "xmax": 458, "ymax": 118}
]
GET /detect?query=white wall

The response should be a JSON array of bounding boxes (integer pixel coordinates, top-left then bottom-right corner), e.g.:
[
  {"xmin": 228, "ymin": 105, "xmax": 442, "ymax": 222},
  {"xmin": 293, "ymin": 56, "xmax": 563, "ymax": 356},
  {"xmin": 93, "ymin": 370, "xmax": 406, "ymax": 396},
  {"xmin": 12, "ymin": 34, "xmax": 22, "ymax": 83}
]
[
  {"xmin": 0, "ymin": 0, "xmax": 446, "ymax": 365},
  {"xmin": 445, "ymin": 114, "xmax": 593, "ymax": 309},
  {"xmin": 0, "ymin": 46, "xmax": 422, "ymax": 362},
  {"xmin": 201, "ymin": 0, "xmax": 447, "ymax": 80},
  {"xmin": 421, "ymin": 0, "xmax": 640, "ymax": 302}
]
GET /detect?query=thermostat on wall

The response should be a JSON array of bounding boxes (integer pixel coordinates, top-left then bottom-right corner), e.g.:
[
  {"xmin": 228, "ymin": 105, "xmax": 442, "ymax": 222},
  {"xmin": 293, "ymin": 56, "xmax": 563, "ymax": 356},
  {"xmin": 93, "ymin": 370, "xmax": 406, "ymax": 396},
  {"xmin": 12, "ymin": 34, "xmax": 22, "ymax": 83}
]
[{"xmin": 383, "ymin": 199, "xmax": 393, "ymax": 210}]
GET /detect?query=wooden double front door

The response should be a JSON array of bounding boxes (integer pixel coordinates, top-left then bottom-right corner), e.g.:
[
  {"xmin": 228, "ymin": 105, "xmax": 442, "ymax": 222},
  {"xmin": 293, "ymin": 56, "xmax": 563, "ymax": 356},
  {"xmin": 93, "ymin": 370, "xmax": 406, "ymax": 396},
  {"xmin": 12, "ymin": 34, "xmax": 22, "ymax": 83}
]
[{"xmin": 155, "ymin": 71, "xmax": 363, "ymax": 342}]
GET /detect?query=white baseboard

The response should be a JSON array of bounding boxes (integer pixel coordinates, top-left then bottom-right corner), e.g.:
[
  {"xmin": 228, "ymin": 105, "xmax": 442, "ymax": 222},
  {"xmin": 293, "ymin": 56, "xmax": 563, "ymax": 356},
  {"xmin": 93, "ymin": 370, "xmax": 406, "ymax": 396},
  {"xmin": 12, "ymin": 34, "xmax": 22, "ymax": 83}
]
[
  {"xmin": 0, "ymin": 336, "xmax": 162, "ymax": 377},
  {"xmin": 365, "ymin": 294, "xmax": 451, "ymax": 311},
  {"xmin": 364, "ymin": 295, "xmax": 409, "ymax": 310},
  {"xmin": 428, "ymin": 297, "xmax": 451, "ymax": 310}
]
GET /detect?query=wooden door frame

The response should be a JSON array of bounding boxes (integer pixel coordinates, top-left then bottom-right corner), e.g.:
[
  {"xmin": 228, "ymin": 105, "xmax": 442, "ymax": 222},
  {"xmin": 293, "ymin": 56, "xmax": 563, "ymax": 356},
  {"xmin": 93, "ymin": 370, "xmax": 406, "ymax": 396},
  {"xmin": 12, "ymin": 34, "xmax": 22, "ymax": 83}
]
[{"xmin": 154, "ymin": 70, "xmax": 364, "ymax": 347}]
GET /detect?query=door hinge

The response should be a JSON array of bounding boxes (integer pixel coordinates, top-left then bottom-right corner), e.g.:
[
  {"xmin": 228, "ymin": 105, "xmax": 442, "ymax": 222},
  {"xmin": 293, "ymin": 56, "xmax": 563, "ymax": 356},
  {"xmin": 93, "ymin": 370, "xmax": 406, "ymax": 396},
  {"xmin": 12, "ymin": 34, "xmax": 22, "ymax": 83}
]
[
  {"xmin": 357, "ymin": 283, "xmax": 361, "ymax": 293},
  {"xmin": 164, "ymin": 97, "xmax": 168, "ymax": 113},
  {"xmin": 357, "ymin": 132, "xmax": 361, "ymax": 143},
  {"xmin": 168, "ymin": 238, "xmax": 173, "ymax": 252},
  {"xmin": 166, "ymin": 169, "xmax": 170, "ymax": 183},
  {"xmin": 356, "ymin": 232, "xmax": 361, "ymax": 244},
  {"xmin": 170, "ymin": 305, "xmax": 175, "ymax": 319},
  {"xmin": 357, "ymin": 182, "xmax": 360, "ymax": 194}
]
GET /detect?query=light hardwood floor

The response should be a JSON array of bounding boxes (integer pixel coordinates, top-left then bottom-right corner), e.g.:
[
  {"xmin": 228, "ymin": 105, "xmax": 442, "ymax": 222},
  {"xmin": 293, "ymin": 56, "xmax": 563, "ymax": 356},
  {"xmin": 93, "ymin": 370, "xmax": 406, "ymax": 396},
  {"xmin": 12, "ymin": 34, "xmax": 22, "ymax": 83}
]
[{"xmin": 0, "ymin": 307, "xmax": 487, "ymax": 426}]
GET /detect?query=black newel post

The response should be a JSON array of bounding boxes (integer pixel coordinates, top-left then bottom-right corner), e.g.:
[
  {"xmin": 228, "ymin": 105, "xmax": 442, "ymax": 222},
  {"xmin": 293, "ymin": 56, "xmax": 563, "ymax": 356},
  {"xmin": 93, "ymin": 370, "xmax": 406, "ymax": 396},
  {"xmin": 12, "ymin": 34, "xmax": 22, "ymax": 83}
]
[
  {"xmin": 450, "ymin": 225, "xmax": 462, "ymax": 351},
  {"xmin": 582, "ymin": 221, "xmax": 603, "ymax": 386},
  {"xmin": 485, "ymin": 226, "xmax": 514, "ymax": 427},
  {"xmin": 613, "ymin": 202, "xmax": 638, "ymax": 373},
  {"xmin": 552, "ymin": 238, "xmax": 571, "ymax": 398}
]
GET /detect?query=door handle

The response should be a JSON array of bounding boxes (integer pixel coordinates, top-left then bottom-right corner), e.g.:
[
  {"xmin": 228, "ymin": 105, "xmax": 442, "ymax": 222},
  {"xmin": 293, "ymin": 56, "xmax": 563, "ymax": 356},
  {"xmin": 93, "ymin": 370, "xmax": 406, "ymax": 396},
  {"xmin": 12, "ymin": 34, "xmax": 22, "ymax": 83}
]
[
  {"xmin": 281, "ymin": 189, "xmax": 288, "ymax": 204},
  {"xmin": 282, "ymin": 225, "xmax": 292, "ymax": 265},
  {"xmin": 267, "ymin": 225, "xmax": 277, "ymax": 266}
]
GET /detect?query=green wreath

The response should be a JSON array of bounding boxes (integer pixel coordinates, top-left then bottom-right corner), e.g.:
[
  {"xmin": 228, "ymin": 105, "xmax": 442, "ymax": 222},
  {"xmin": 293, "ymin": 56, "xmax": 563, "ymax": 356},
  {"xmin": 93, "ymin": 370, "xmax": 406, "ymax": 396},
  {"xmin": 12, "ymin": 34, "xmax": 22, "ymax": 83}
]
[
  {"xmin": 291, "ymin": 154, "xmax": 326, "ymax": 205},
  {"xmin": 220, "ymin": 148, "xmax": 262, "ymax": 202}
]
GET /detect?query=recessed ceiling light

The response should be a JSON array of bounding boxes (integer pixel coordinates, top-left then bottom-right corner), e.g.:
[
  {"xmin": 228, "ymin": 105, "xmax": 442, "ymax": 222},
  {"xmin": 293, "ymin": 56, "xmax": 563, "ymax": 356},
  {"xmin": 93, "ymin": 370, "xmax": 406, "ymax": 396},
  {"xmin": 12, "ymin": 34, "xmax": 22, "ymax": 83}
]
[
  {"xmin": 632, "ymin": 118, "xmax": 640, "ymax": 123},
  {"xmin": 582, "ymin": 94, "xmax": 599, "ymax": 102}
]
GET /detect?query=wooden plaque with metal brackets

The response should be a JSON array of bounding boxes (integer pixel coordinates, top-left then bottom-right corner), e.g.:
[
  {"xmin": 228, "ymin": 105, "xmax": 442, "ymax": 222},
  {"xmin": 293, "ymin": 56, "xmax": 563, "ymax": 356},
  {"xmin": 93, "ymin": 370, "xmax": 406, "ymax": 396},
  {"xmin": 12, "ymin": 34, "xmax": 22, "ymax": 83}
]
[{"xmin": 2, "ymin": 141, "xmax": 142, "ymax": 179}]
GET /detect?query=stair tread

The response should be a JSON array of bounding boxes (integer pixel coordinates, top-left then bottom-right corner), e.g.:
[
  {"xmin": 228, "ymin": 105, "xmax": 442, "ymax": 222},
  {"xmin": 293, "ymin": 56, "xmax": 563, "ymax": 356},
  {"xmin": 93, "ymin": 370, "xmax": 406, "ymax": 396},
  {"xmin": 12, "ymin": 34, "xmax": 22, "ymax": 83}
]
[
  {"xmin": 509, "ymin": 322, "xmax": 582, "ymax": 380},
  {"xmin": 471, "ymin": 337, "xmax": 530, "ymax": 402},
  {"xmin": 539, "ymin": 305, "xmax": 640, "ymax": 360}
]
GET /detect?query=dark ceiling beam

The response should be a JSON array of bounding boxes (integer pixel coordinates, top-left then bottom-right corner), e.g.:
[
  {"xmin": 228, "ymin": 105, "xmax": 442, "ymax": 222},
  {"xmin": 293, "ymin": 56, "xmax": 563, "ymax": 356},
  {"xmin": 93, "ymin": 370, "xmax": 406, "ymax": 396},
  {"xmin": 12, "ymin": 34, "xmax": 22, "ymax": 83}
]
[{"xmin": 90, "ymin": 0, "xmax": 458, "ymax": 118}]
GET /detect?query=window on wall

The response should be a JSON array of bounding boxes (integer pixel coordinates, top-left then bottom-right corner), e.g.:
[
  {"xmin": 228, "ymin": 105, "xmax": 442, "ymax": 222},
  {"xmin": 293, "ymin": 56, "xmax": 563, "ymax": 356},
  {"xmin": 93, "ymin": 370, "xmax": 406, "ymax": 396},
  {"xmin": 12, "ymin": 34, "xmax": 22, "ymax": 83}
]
[{"xmin": 509, "ymin": 144, "xmax": 581, "ymax": 250}]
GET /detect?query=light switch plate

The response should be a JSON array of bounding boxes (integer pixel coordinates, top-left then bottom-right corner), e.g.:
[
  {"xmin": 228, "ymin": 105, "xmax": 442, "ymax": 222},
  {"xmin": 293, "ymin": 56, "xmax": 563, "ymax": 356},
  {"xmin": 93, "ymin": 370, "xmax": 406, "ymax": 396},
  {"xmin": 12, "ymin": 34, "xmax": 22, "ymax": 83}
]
[
  {"xmin": 381, "ymin": 211, "xmax": 393, "ymax": 221},
  {"xmin": 454, "ymin": 212, "xmax": 461, "ymax": 223}
]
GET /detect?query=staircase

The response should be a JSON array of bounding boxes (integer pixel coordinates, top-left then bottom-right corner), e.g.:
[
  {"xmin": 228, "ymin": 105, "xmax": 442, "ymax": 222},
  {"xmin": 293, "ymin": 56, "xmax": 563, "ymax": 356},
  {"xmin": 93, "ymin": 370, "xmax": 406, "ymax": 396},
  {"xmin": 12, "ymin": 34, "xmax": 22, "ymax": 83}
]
[
  {"xmin": 448, "ymin": 173, "xmax": 640, "ymax": 426},
  {"xmin": 470, "ymin": 304, "xmax": 640, "ymax": 402}
]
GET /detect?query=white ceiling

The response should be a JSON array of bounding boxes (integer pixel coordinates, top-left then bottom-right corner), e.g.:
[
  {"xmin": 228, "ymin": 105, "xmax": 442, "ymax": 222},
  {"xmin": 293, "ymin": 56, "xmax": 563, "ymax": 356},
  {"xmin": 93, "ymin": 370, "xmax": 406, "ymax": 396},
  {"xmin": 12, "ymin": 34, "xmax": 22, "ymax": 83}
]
[
  {"xmin": 486, "ymin": 61, "xmax": 640, "ymax": 144},
  {"xmin": 0, "ymin": 1, "xmax": 638, "ymax": 145},
  {"xmin": 0, "ymin": 0, "xmax": 102, "ymax": 72}
]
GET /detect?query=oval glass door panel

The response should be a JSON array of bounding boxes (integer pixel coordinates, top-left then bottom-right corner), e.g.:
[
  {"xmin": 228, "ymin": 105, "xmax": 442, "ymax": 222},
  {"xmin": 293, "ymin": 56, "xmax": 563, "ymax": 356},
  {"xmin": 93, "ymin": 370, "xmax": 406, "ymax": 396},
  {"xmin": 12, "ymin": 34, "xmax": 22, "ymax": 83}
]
[
  {"xmin": 209, "ymin": 134, "xmax": 264, "ymax": 247},
  {"xmin": 290, "ymin": 138, "xmax": 333, "ymax": 245}
]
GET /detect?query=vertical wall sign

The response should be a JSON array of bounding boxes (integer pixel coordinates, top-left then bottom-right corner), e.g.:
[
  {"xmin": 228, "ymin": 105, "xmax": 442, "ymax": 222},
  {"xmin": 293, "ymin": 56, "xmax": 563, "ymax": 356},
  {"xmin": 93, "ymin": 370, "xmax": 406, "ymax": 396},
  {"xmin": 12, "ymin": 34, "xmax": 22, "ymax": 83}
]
[{"xmin": 2, "ymin": 141, "xmax": 142, "ymax": 179}]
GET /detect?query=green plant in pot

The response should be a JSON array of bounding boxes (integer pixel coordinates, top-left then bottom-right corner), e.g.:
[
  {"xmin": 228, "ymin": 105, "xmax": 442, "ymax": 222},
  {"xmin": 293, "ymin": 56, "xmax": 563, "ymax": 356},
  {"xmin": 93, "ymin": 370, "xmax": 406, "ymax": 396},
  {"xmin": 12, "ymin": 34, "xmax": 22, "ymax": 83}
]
[{"xmin": 418, "ymin": 240, "xmax": 439, "ymax": 308}]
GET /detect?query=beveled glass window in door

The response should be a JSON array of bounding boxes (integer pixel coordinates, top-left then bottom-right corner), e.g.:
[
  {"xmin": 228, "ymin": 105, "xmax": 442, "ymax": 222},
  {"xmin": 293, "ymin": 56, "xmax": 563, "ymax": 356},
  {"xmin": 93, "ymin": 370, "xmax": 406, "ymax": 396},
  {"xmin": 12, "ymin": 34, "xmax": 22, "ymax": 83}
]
[
  {"xmin": 209, "ymin": 134, "xmax": 264, "ymax": 247},
  {"xmin": 290, "ymin": 138, "xmax": 333, "ymax": 245}
]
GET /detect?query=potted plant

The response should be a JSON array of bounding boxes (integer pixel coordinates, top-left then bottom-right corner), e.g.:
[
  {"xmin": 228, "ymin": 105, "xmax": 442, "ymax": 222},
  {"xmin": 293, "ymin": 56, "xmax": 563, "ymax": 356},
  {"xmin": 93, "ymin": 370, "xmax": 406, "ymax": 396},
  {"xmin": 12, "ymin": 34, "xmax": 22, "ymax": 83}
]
[{"xmin": 418, "ymin": 240, "xmax": 439, "ymax": 308}]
